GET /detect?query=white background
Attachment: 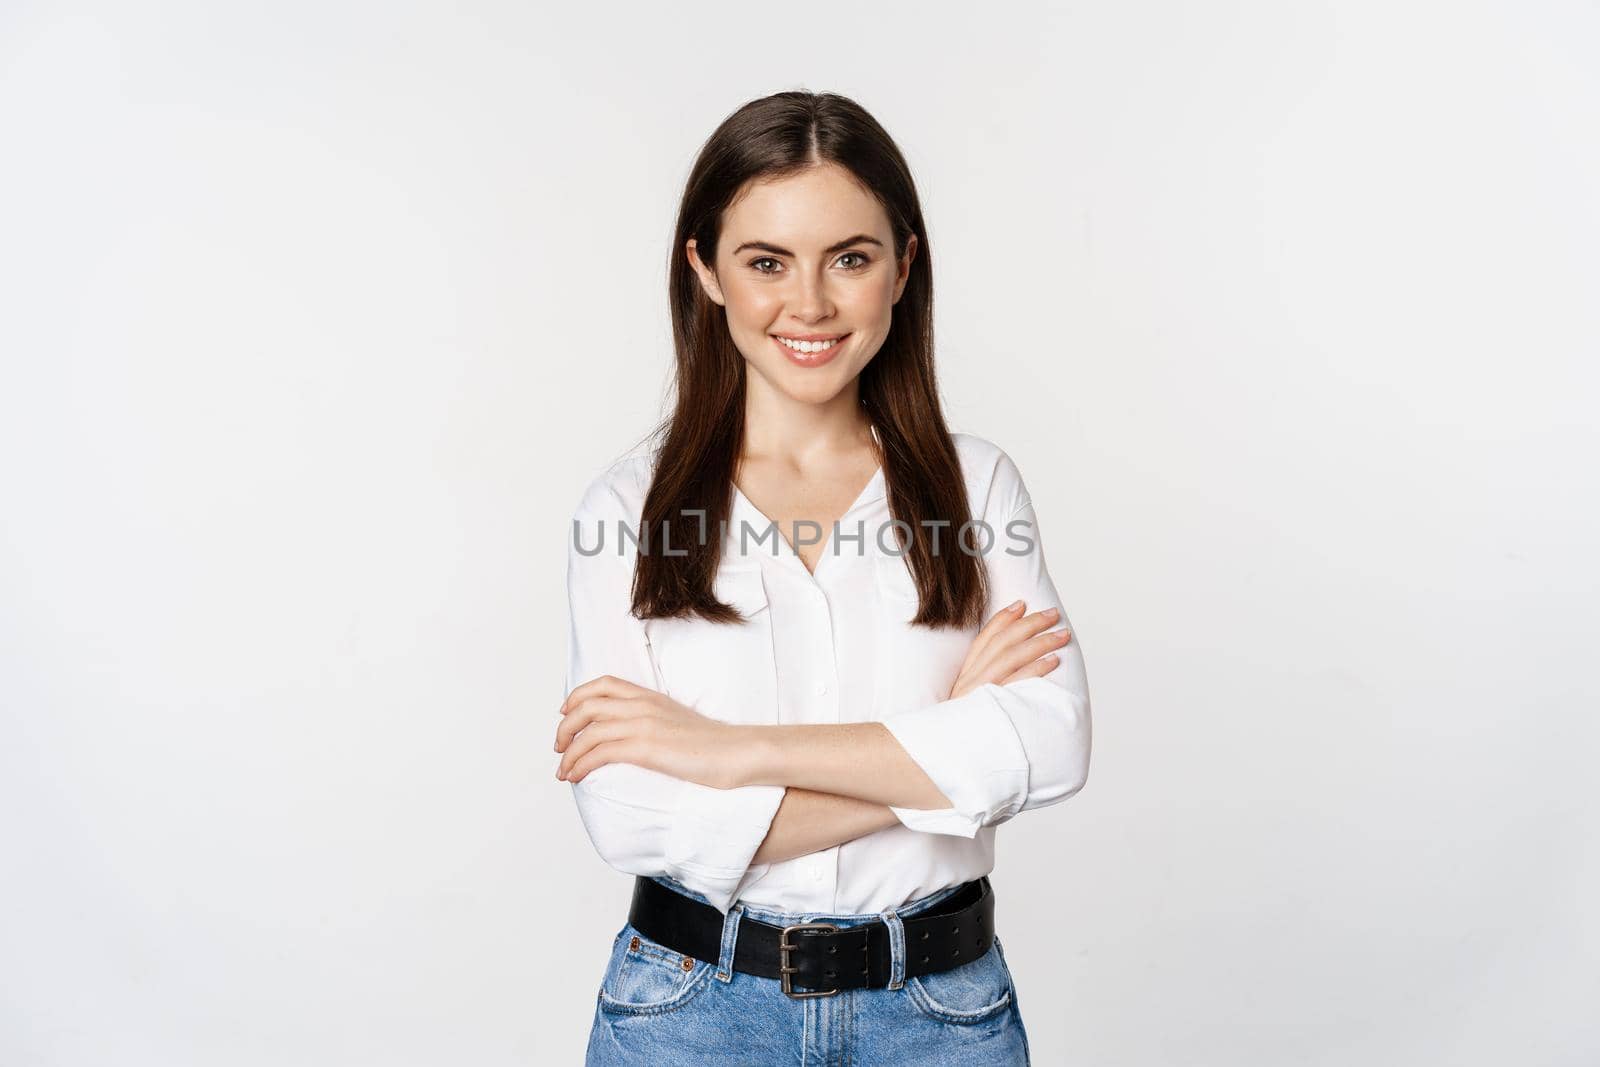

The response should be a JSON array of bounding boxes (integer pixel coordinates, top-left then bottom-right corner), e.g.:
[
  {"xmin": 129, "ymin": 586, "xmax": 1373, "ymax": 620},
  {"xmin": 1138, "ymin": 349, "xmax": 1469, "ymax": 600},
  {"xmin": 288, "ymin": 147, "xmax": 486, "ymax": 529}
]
[{"xmin": 2, "ymin": 2, "xmax": 1596, "ymax": 1064}]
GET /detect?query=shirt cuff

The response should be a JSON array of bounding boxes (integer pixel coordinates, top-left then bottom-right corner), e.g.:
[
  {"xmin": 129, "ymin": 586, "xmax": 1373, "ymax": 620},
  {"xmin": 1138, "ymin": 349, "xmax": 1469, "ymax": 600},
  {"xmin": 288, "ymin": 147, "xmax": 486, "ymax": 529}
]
[
  {"xmin": 880, "ymin": 683, "xmax": 1030, "ymax": 837},
  {"xmin": 665, "ymin": 780, "xmax": 786, "ymax": 913}
]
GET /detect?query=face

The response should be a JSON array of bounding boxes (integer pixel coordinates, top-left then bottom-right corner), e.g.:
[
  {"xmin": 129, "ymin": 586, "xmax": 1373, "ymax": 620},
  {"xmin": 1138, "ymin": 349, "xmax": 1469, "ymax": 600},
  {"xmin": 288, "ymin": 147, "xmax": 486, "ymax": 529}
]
[{"xmin": 687, "ymin": 162, "xmax": 916, "ymax": 406}]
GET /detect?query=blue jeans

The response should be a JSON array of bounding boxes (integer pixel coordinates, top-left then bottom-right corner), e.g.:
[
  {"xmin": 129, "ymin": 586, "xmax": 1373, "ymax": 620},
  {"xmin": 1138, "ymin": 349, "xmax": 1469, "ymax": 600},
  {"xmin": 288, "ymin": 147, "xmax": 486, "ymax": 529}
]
[{"xmin": 585, "ymin": 875, "xmax": 1032, "ymax": 1065}]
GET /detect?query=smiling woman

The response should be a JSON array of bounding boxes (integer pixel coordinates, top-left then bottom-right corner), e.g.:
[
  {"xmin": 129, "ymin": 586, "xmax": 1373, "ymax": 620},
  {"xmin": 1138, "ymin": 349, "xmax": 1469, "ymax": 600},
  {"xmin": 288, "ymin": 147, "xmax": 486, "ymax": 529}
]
[{"xmin": 559, "ymin": 89, "xmax": 1089, "ymax": 1066}]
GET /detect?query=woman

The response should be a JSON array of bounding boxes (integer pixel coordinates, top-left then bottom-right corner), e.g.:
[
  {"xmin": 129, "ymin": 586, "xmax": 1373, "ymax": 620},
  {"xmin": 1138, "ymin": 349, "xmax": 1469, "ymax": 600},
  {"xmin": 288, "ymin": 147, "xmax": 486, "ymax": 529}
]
[{"xmin": 555, "ymin": 90, "xmax": 1091, "ymax": 1065}]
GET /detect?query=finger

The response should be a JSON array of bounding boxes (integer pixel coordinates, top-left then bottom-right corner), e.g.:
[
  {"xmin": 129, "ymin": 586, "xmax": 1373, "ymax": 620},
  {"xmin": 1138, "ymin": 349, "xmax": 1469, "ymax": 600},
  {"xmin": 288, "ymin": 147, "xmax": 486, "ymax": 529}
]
[
  {"xmin": 557, "ymin": 718, "xmax": 630, "ymax": 780},
  {"xmin": 558, "ymin": 694, "xmax": 649, "ymax": 754},
  {"xmin": 554, "ymin": 694, "xmax": 631, "ymax": 752},
  {"xmin": 564, "ymin": 738, "xmax": 638, "ymax": 784},
  {"xmin": 1002, "ymin": 653, "xmax": 1061, "ymax": 686},
  {"xmin": 983, "ymin": 626, "xmax": 1073, "ymax": 681},
  {"xmin": 555, "ymin": 695, "xmax": 614, "ymax": 752},
  {"xmin": 965, "ymin": 599, "xmax": 1027, "ymax": 665},
  {"xmin": 1009, "ymin": 627, "xmax": 1073, "ymax": 669},
  {"xmin": 969, "ymin": 606, "xmax": 1056, "ymax": 673},
  {"xmin": 561, "ymin": 674, "xmax": 652, "ymax": 715},
  {"xmin": 982, "ymin": 609, "xmax": 1065, "ymax": 671},
  {"xmin": 997, "ymin": 607, "xmax": 1061, "ymax": 647}
]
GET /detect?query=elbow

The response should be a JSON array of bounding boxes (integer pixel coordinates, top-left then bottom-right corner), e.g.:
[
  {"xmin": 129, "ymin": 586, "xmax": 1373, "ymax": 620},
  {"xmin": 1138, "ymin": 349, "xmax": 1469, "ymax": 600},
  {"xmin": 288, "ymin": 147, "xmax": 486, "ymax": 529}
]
[
  {"xmin": 1047, "ymin": 689, "xmax": 1093, "ymax": 802},
  {"xmin": 567, "ymin": 770, "xmax": 775, "ymax": 915},
  {"xmin": 1005, "ymin": 689, "xmax": 1092, "ymax": 822},
  {"xmin": 1057, "ymin": 755, "xmax": 1091, "ymax": 804},
  {"xmin": 1058, "ymin": 691, "xmax": 1092, "ymax": 798},
  {"xmin": 569, "ymin": 775, "xmax": 672, "ymax": 879}
]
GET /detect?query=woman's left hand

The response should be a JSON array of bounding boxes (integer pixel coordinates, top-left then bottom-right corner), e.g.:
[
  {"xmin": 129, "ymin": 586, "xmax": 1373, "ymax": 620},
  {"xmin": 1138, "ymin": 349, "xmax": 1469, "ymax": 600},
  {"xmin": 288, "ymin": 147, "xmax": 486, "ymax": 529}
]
[{"xmin": 554, "ymin": 675, "xmax": 748, "ymax": 789}]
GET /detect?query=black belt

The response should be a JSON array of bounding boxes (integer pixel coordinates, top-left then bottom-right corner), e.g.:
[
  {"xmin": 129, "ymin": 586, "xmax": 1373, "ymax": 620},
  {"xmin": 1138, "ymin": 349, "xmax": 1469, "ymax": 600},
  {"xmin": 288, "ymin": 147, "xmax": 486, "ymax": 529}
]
[{"xmin": 627, "ymin": 875, "xmax": 997, "ymax": 999}]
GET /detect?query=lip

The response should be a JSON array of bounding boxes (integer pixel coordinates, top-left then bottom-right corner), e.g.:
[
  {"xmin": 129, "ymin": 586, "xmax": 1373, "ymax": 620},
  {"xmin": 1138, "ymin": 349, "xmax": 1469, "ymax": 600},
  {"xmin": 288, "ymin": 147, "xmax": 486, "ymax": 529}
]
[{"xmin": 771, "ymin": 331, "xmax": 850, "ymax": 368}]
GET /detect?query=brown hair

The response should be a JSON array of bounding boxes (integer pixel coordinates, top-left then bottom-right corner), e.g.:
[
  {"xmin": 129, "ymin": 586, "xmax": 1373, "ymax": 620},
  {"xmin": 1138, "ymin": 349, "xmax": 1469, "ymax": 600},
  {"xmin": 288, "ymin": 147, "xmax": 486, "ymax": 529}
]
[{"xmin": 631, "ymin": 90, "xmax": 984, "ymax": 629}]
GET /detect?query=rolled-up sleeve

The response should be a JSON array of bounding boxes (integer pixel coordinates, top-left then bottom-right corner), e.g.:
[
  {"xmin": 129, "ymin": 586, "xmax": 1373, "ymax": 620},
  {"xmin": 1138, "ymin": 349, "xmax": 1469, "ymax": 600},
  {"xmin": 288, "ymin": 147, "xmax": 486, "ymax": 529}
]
[
  {"xmin": 564, "ymin": 481, "xmax": 785, "ymax": 914},
  {"xmin": 879, "ymin": 452, "xmax": 1092, "ymax": 837}
]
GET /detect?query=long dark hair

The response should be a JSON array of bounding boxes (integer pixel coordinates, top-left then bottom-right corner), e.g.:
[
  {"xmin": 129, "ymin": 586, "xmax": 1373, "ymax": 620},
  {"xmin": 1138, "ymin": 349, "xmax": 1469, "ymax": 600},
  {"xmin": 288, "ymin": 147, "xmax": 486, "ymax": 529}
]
[{"xmin": 631, "ymin": 90, "xmax": 984, "ymax": 630}]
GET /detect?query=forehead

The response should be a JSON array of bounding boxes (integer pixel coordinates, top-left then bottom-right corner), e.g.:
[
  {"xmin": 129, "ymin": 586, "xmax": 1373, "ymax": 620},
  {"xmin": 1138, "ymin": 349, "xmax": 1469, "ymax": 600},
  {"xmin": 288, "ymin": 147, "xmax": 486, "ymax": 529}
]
[{"xmin": 722, "ymin": 164, "xmax": 890, "ymax": 247}]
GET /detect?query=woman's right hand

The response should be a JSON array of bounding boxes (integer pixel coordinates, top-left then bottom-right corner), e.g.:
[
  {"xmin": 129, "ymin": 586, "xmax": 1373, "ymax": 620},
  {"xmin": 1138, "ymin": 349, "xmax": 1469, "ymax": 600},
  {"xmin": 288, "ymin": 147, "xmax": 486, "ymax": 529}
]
[{"xmin": 948, "ymin": 601, "xmax": 1073, "ymax": 700}]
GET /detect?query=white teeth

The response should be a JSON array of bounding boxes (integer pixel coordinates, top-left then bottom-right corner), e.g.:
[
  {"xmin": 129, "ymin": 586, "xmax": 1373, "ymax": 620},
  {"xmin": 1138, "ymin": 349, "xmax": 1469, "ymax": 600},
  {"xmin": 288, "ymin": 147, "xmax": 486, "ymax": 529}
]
[{"xmin": 776, "ymin": 336, "xmax": 841, "ymax": 354}]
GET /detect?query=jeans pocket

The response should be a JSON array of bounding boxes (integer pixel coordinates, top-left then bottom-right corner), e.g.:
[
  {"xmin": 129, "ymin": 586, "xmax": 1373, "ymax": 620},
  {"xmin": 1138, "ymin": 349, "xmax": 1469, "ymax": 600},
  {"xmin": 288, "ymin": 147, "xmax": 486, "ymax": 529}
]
[
  {"xmin": 597, "ymin": 922, "xmax": 716, "ymax": 1017},
  {"xmin": 905, "ymin": 936, "xmax": 1015, "ymax": 1025}
]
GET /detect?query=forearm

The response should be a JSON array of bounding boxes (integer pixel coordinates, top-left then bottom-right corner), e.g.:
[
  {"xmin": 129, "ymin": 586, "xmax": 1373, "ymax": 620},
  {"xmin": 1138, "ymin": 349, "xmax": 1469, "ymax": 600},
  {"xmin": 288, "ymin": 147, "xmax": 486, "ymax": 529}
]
[
  {"xmin": 737, "ymin": 723, "xmax": 953, "ymax": 810},
  {"xmin": 749, "ymin": 786, "xmax": 903, "ymax": 866}
]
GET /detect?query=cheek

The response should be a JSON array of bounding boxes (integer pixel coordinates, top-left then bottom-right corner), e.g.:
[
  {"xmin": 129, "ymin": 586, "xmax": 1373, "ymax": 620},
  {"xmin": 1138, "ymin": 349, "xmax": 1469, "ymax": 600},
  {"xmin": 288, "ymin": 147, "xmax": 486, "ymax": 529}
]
[
  {"xmin": 841, "ymin": 277, "xmax": 897, "ymax": 327},
  {"xmin": 720, "ymin": 281, "xmax": 782, "ymax": 329}
]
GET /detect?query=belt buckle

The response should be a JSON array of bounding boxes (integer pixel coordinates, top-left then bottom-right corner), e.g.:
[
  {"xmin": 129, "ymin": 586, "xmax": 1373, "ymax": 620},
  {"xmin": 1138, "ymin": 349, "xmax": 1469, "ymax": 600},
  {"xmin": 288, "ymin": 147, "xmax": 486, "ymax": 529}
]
[{"xmin": 779, "ymin": 922, "xmax": 839, "ymax": 999}]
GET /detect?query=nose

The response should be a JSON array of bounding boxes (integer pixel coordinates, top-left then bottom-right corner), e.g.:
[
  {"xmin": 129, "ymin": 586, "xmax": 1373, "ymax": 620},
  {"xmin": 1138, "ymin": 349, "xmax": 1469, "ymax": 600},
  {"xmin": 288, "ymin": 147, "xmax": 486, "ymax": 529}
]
[{"xmin": 787, "ymin": 270, "xmax": 835, "ymax": 324}]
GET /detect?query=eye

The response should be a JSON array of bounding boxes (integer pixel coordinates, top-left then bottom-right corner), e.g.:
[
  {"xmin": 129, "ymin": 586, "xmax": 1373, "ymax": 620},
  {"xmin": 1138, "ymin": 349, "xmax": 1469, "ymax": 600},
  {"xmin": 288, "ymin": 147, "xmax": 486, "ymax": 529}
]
[{"xmin": 747, "ymin": 252, "xmax": 870, "ymax": 275}]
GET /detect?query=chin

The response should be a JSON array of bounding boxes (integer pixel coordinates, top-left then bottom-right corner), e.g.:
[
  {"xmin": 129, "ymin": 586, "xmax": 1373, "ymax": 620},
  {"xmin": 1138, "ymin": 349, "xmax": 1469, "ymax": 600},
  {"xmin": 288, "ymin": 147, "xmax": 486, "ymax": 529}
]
[
  {"xmin": 754, "ymin": 361, "xmax": 850, "ymax": 404},
  {"xmin": 786, "ymin": 380, "xmax": 849, "ymax": 405}
]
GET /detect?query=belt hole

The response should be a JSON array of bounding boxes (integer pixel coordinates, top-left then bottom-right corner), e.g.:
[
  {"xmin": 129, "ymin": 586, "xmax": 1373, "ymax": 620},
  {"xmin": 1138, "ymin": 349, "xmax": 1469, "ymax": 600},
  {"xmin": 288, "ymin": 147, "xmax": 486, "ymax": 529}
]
[
  {"xmin": 920, "ymin": 955, "xmax": 929, "ymax": 964},
  {"xmin": 825, "ymin": 970, "xmax": 835, "ymax": 978},
  {"xmin": 951, "ymin": 946, "xmax": 959, "ymax": 957},
  {"xmin": 828, "ymin": 946, "xmax": 836, "ymax": 954},
  {"xmin": 953, "ymin": 926, "xmax": 960, "ymax": 934},
  {"xmin": 920, "ymin": 931, "xmax": 929, "ymax": 940},
  {"xmin": 860, "ymin": 966, "xmax": 868, "ymax": 975}
]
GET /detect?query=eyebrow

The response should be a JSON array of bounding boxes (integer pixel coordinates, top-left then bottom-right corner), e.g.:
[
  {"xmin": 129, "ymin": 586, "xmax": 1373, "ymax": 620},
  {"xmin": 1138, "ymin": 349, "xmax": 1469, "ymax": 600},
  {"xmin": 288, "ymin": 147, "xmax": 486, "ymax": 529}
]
[{"xmin": 730, "ymin": 233, "xmax": 885, "ymax": 258}]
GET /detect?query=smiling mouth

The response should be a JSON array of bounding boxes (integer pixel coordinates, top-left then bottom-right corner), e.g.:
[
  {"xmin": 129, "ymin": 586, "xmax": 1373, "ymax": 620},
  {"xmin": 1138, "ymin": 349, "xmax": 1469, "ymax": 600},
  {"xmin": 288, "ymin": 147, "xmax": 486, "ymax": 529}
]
[{"xmin": 771, "ymin": 332, "xmax": 850, "ymax": 365}]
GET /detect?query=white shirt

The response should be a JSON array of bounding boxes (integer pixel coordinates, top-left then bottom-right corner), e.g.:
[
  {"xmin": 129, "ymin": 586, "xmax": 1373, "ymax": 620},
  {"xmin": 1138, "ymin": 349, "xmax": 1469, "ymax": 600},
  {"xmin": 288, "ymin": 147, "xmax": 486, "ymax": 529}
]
[{"xmin": 563, "ymin": 430, "xmax": 1092, "ymax": 916}]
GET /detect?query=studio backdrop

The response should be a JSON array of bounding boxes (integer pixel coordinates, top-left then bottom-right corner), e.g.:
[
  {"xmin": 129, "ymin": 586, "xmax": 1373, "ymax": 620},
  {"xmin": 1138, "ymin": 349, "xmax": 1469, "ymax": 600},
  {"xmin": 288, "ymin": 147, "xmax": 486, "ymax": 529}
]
[{"xmin": 1, "ymin": 2, "xmax": 1595, "ymax": 1064}]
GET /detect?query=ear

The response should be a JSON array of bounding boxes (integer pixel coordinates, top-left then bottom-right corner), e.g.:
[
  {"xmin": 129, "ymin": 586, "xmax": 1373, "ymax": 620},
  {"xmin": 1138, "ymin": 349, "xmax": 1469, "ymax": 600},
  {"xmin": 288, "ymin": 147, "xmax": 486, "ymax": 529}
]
[
  {"xmin": 686, "ymin": 237, "xmax": 725, "ymax": 307},
  {"xmin": 891, "ymin": 233, "xmax": 918, "ymax": 304}
]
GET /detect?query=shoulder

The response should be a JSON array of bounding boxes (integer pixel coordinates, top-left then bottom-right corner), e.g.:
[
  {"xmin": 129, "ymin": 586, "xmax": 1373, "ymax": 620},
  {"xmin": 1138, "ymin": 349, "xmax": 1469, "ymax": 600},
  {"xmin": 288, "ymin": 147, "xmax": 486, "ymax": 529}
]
[
  {"xmin": 950, "ymin": 430, "xmax": 1033, "ymax": 520},
  {"xmin": 569, "ymin": 440, "xmax": 658, "ymax": 526}
]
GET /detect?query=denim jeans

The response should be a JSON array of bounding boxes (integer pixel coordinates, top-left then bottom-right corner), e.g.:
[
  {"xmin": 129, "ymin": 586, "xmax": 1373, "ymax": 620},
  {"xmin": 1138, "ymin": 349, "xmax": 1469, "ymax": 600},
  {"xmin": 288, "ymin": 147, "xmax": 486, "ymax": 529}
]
[{"xmin": 585, "ymin": 875, "xmax": 1032, "ymax": 1065}]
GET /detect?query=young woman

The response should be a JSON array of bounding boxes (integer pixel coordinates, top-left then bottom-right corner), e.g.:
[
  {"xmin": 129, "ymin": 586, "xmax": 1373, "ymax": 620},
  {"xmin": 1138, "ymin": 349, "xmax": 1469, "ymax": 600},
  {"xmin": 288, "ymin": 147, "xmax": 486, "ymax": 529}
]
[{"xmin": 555, "ymin": 90, "xmax": 1091, "ymax": 1065}]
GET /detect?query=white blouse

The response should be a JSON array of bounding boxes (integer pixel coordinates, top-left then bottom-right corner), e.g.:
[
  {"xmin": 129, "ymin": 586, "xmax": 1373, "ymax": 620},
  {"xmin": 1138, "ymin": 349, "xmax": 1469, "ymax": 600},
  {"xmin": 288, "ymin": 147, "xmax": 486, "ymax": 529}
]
[{"xmin": 563, "ymin": 430, "xmax": 1092, "ymax": 916}]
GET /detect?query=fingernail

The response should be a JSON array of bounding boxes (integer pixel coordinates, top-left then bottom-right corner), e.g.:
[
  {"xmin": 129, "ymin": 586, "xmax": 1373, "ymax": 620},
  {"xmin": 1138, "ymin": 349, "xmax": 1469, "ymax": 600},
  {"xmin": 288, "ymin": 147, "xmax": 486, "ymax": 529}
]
[
  {"xmin": 1009, "ymin": 599, "xmax": 1023, "ymax": 611},
  {"xmin": 1044, "ymin": 607, "xmax": 1059, "ymax": 618}
]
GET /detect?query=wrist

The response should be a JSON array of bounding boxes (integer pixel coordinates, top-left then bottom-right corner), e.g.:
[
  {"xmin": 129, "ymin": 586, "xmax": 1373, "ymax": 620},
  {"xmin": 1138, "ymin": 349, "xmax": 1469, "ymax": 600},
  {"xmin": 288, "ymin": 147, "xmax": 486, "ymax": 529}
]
[
  {"xmin": 731, "ymin": 724, "xmax": 784, "ymax": 788},
  {"xmin": 723, "ymin": 723, "xmax": 777, "ymax": 790}
]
